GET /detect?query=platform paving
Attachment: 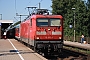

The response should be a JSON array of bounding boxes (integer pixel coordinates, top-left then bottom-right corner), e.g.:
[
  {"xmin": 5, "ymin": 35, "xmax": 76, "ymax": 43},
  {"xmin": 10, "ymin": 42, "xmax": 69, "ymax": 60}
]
[
  {"xmin": 0, "ymin": 39, "xmax": 47, "ymax": 60},
  {"xmin": 64, "ymin": 41, "xmax": 90, "ymax": 50}
]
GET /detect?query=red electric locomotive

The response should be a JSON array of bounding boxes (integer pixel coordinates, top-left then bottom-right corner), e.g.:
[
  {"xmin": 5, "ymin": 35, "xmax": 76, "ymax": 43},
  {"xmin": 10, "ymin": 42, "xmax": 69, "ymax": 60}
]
[{"xmin": 20, "ymin": 9, "xmax": 63, "ymax": 55}]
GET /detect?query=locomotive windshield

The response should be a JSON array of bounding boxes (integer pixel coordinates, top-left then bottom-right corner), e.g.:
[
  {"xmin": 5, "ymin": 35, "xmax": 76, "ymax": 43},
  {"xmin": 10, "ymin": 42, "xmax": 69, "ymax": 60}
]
[
  {"xmin": 50, "ymin": 19, "xmax": 61, "ymax": 26},
  {"xmin": 37, "ymin": 19, "xmax": 48, "ymax": 26},
  {"xmin": 37, "ymin": 18, "xmax": 61, "ymax": 26}
]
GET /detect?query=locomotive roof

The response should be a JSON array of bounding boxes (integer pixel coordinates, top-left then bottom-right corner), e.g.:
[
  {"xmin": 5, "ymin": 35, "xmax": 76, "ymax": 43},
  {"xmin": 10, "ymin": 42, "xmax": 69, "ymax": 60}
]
[
  {"xmin": 31, "ymin": 14, "xmax": 63, "ymax": 19},
  {"xmin": 22, "ymin": 14, "xmax": 63, "ymax": 22},
  {"xmin": 22, "ymin": 8, "xmax": 63, "ymax": 22}
]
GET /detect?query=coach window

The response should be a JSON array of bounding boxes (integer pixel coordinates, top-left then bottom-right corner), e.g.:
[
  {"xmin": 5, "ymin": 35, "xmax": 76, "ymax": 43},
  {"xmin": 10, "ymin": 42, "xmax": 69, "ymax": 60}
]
[{"xmin": 30, "ymin": 19, "xmax": 32, "ymax": 26}]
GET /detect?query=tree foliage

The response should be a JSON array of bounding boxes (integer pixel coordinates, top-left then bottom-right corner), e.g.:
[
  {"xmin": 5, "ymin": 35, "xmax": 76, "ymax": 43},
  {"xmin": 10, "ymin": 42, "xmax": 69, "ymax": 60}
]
[
  {"xmin": 52, "ymin": 0, "xmax": 90, "ymax": 37},
  {"xmin": 87, "ymin": 0, "xmax": 90, "ymax": 8}
]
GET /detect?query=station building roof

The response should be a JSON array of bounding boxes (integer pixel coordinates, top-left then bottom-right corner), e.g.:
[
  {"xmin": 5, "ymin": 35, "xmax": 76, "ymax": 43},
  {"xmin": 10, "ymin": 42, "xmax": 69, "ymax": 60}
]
[{"xmin": 0, "ymin": 20, "xmax": 13, "ymax": 23}]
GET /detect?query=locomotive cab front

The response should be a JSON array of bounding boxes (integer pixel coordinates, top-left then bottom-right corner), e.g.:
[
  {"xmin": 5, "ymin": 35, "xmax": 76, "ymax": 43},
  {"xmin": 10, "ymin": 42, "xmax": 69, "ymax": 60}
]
[{"xmin": 34, "ymin": 15, "xmax": 63, "ymax": 55}]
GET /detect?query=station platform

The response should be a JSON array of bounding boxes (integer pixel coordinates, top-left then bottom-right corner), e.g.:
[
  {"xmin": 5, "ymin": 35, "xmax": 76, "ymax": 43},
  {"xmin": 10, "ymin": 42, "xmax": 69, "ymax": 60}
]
[
  {"xmin": 64, "ymin": 41, "xmax": 90, "ymax": 50},
  {"xmin": 0, "ymin": 39, "xmax": 47, "ymax": 60}
]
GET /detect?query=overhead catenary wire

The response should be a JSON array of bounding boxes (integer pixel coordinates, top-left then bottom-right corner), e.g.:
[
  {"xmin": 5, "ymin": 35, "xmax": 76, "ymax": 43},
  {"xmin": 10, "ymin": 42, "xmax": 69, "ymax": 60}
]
[
  {"xmin": 14, "ymin": 0, "xmax": 44, "ymax": 21},
  {"xmin": 14, "ymin": 0, "xmax": 30, "ymax": 22},
  {"xmin": 34, "ymin": 0, "xmax": 43, "ymax": 9}
]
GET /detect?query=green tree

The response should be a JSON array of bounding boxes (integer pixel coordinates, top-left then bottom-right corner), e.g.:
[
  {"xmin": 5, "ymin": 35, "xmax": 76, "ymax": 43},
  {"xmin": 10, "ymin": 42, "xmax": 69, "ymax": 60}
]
[
  {"xmin": 52, "ymin": 0, "xmax": 90, "ymax": 37},
  {"xmin": 87, "ymin": 0, "xmax": 90, "ymax": 8}
]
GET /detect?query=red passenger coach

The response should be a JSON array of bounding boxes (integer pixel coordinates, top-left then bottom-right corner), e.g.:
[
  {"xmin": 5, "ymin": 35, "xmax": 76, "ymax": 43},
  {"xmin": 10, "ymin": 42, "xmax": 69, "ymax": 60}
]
[
  {"xmin": 15, "ymin": 26, "xmax": 20, "ymax": 39},
  {"xmin": 20, "ymin": 9, "xmax": 63, "ymax": 55}
]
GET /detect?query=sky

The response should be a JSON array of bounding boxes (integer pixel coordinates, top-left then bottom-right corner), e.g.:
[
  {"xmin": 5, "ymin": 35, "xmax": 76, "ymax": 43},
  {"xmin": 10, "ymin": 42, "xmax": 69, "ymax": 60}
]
[{"xmin": 0, "ymin": 0, "xmax": 52, "ymax": 22}]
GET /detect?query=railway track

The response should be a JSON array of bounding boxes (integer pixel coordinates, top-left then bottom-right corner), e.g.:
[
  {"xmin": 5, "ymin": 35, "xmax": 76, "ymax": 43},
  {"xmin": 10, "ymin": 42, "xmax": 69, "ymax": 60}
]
[
  {"xmin": 18, "ymin": 40, "xmax": 88, "ymax": 60},
  {"xmin": 44, "ymin": 48, "xmax": 87, "ymax": 60},
  {"xmin": 17, "ymin": 39, "xmax": 90, "ymax": 60}
]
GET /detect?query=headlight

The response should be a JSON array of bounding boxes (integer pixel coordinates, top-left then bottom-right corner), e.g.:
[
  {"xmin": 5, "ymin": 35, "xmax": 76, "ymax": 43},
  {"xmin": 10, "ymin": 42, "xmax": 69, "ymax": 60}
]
[
  {"xmin": 36, "ymin": 37, "xmax": 39, "ymax": 39},
  {"xmin": 59, "ymin": 37, "xmax": 61, "ymax": 39},
  {"xmin": 48, "ymin": 29, "xmax": 50, "ymax": 30}
]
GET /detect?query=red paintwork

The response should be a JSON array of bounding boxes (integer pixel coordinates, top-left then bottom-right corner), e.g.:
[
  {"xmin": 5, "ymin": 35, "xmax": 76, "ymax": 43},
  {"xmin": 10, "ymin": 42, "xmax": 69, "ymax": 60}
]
[
  {"xmin": 15, "ymin": 28, "xmax": 19, "ymax": 37},
  {"xmin": 20, "ymin": 15, "xmax": 63, "ymax": 41}
]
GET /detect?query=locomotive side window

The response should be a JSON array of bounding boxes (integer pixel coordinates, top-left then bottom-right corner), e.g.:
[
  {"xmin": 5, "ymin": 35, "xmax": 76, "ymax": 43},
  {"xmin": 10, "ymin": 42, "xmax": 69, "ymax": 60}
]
[
  {"xmin": 50, "ymin": 19, "xmax": 61, "ymax": 26},
  {"xmin": 37, "ymin": 19, "xmax": 48, "ymax": 26}
]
